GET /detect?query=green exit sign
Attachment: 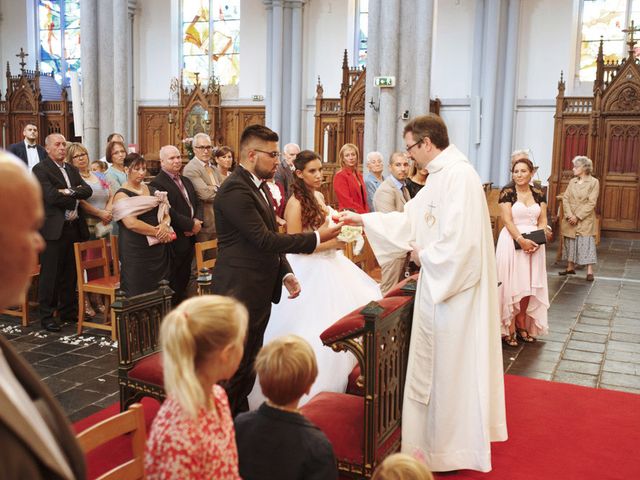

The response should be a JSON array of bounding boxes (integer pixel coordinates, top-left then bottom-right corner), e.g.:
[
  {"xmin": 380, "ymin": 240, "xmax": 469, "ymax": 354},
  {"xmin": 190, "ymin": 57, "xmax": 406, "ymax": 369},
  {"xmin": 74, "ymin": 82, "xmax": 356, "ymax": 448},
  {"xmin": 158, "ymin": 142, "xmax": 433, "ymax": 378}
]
[{"xmin": 374, "ymin": 76, "xmax": 396, "ymax": 87}]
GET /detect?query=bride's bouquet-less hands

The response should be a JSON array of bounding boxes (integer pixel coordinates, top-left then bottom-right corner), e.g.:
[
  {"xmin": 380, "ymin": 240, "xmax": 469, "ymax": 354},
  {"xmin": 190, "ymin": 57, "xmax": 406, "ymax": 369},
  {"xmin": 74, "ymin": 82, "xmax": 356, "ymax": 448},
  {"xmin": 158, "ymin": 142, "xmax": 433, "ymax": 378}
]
[{"xmin": 329, "ymin": 209, "xmax": 365, "ymax": 255}]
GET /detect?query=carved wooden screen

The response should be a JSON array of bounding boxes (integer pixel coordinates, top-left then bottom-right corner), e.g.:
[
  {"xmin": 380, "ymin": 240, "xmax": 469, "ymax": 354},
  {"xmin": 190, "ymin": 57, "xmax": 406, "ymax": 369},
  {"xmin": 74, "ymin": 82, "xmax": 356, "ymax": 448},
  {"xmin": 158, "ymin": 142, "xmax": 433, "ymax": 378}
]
[{"xmin": 549, "ymin": 39, "xmax": 640, "ymax": 234}]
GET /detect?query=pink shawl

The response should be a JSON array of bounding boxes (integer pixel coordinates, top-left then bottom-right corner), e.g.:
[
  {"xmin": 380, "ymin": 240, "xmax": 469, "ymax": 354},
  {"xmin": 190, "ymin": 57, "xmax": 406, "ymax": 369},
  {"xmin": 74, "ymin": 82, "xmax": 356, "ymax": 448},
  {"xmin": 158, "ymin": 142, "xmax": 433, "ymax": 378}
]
[{"xmin": 112, "ymin": 190, "xmax": 171, "ymax": 226}]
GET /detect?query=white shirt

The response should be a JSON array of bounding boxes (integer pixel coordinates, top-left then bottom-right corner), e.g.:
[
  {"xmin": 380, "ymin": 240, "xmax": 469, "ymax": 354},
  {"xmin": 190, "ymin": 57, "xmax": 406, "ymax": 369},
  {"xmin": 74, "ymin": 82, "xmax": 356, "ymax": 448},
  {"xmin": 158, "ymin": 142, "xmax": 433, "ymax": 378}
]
[
  {"xmin": 55, "ymin": 161, "xmax": 79, "ymax": 220},
  {"xmin": 24, "ymin": 140, "xmax": 40, "ymax": 171}
]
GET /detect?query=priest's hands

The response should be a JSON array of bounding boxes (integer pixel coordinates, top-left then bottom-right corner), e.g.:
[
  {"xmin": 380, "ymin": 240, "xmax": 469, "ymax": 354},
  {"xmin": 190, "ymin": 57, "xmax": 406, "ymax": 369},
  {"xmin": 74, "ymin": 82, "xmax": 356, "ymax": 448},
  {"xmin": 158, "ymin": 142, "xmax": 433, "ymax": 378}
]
[
  {"xmin": 338, "ymin": 211, "xmax": 363, "ymax": 226},
  {"xmin": 317, "ymin": 219, "xmax": 342, "ymax": 242},
  {"xmin": 409, "ymin": 242, "xmax": 422, "ymax": 267},
  {"xmin": 283, "ymin": 274, "xmax": 302, "ymax": 299}
]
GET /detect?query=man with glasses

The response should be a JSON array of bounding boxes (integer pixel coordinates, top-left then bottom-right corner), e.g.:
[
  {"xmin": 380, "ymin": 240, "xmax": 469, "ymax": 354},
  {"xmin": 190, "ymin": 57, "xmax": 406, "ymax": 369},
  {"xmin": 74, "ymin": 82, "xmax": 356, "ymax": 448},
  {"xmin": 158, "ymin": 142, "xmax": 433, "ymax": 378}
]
[
  {"xmin": 212, "ymin": 124, "xmax": 341, "ymax": 415},
  {"xmin": 274, "ymin": 142, "xmax": 300, "ymax": 204},
  {"xmin": 8, "ymin": 123, "xmax": 47, "ymax": 171},
  {"xmin": 183, "ymin": 132, "xmax": 218, "ymax": 242},
  {"xmin": 339, "ymin": 114, "xmax": 507, "ymax": 473},
  {"xmin": 32, "ymin": 133, "xmax": 92, "ymax": 332}
]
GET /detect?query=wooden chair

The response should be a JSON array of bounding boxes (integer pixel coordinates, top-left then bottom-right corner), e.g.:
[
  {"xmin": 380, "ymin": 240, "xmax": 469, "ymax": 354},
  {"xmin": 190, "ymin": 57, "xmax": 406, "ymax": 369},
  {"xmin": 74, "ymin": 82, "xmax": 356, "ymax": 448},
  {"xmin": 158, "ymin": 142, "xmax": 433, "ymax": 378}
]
[
  {"xmin": 74, "ymin": 238, "xmax": 121, "ymax": 339},
  {"xmin": 195, "ymin": 239, "xmax": 218, "ymax": 272},
  {"xmin": 109, "ymin": 234, "xmax": 120, "ymax": 277},
  {"xmin": 0, "ymin": 266, "xmax": 40, "ymax": 327},
  {"xmin": 114, "ymin": 281, "xmax": 173, "ymax": 411},
  {"xmin": 77, "ymin": 403, "xmax": 146, "ymax": 480},
  {"xmin": 300, "ymin": 279, "xmax": 417, "ymax": 478}
]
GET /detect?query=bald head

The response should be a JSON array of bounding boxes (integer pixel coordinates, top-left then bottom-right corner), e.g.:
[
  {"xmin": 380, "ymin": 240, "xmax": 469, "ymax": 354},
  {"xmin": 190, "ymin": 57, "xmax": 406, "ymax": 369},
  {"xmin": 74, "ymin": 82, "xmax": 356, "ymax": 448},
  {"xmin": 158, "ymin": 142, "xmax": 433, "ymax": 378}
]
[
  {"xmin": 0, "ymin": 151, "xmax": 45, "ymax": 308},
  {"xmin": 159, "ymin": 145, "xmax": 182, "ymax": 176}
]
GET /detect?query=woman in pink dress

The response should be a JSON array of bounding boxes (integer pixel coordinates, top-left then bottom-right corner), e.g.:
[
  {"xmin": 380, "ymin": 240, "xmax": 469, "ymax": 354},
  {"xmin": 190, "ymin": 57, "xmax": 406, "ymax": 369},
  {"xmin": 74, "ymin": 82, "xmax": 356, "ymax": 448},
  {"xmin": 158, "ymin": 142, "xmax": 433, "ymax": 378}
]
[
  {"xmin": 496, "ymin": 158, "xmax": 550, "ymax": 346},
  {"xmin": 145, "ymin": 295, "xmax": 248, "ymax": 479}
]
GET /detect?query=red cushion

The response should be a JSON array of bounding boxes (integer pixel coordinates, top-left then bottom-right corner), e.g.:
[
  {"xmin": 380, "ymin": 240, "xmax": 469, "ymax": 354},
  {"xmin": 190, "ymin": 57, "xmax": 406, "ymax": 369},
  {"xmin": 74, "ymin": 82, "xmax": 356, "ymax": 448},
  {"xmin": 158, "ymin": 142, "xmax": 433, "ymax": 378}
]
[
  {"xmin": 128, "ymin": 352, "xmax": 163, "ymax": 386},
  {"xmin": 346, "ymin": 365, "xmax": 363, "ymax": 396},
  {"xmin": 301, "ymin": 392, "xmax": 363, "ymax": 463},
  {"xmin": 86, "ymin": 275, "xmax": 120, "ymax": 289},
  {"xmin": 383, "ymin": 274, "xmax": 419, "ymax": 298},
  {"xmin": 320, "ymin": 296, "xmax": 413, "ymax": 345}
]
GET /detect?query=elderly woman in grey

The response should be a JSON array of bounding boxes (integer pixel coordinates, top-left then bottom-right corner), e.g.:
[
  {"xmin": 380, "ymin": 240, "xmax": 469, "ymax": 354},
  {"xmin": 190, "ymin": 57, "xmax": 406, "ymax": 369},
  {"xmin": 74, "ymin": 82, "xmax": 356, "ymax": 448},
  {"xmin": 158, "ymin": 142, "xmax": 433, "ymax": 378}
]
[{"xmin": 559, "ymin": 156, "xmax": 600, "ymax": 281}]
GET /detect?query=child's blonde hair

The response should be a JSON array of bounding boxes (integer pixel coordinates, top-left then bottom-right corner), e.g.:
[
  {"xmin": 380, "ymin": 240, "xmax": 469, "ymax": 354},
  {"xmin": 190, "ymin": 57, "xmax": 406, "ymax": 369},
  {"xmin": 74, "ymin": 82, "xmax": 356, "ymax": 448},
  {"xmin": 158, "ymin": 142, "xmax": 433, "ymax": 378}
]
[
  {"xmin": 161, "ymin": 295, "xmax": 248, "ymax": 418},
  {"xmin": 255, "ymin": 335, "xmax": 318, "ymax": 405},
  {"xmin": 372, "ymin": 453, "xmax": 434, "ymax": 480},
  {"xmin": 91, "ymin": 160, "xmax": 107, "ymax": 172}
]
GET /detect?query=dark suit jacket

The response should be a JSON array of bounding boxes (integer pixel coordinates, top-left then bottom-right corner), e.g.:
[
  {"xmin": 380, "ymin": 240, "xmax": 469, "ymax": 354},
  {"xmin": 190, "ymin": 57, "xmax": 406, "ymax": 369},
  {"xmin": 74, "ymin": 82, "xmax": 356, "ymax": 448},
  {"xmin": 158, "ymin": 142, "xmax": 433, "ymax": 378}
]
[
  {"xmin": 274, "ymin": 159, "xmax": 295, "ymax": 199},
  {"xmin": 235, "ymin": 403, "xmax": 337, "ymax": 480},
  {"xmin": 333, "ymin": 168, "xmax": 369, "ymax": 213},
  {"xmin": 212, "ymin": 166, "xmax": 316, "ymax": 309},
  {"xmin": 8, "ymin": 141, "xmax": 47, "ymax": 166},
  {"xmin": 32, "ymin": 157, "xmax": 92, "ymax": 241},
  {"xmin": 150, "ymin": 169, "xmax": 202, "ymax": 253},
  {"xmin": 0, "ymin": 335, "xmax": 86, "ymax": 480}
]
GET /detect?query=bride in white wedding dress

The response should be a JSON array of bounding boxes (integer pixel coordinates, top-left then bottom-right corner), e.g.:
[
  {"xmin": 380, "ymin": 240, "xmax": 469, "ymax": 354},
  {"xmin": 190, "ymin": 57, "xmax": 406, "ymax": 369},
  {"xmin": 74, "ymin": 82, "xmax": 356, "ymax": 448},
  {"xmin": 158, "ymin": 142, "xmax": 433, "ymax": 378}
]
[{"xmin": 248, "ymin": 150, "xmax": 382, "ymax": 409}]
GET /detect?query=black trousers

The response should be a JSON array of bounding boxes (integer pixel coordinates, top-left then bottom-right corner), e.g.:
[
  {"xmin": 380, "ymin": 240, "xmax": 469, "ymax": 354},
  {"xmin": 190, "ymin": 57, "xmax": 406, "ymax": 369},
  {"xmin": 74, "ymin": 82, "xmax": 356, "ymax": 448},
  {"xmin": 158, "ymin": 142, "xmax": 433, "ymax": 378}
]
[
  {"xmin": 38, "ymin": 221, "xmax": 81, "ymax": 324},
  {"xmin": 169, "ymin": 240, "xmax": 195, "ymax": 306},
  {"xmin": 224, "ymin": 304, "xmax": 271, "ymax": 416}
]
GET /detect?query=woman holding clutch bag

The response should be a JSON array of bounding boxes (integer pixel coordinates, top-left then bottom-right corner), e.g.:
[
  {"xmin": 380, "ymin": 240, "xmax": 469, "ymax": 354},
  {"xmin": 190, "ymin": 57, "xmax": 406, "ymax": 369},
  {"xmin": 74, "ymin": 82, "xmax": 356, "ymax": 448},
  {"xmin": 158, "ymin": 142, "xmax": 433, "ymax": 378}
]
[
  {"xmin": 247, "ymin": 150, "xmax": 381, "ymax": 409},
  {"xmin": 112, "ymin": 153, "xmax": 172, "ymax": 296},
  {"xmin": 496, "ymin": 157, "xmax": 550, "ymax": 346},
  {"xmin": 560, "ymin": 156, "xmax": 599, "ymax": 282}
]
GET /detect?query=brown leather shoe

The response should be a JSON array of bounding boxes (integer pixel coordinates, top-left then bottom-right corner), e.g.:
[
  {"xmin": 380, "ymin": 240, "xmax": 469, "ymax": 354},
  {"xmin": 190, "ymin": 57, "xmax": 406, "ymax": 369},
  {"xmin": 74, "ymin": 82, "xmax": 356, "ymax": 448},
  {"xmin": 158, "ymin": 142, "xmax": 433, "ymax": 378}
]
[{"xmin": 586, "ymin": 274, "xmax": 594, "ymax": 282}]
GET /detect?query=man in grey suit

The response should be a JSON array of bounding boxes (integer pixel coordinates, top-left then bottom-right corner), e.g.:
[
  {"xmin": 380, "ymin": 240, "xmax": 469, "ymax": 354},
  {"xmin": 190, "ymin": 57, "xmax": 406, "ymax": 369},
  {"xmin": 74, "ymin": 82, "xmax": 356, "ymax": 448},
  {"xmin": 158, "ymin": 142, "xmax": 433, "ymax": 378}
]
[
  {"xmin": 183, "ymin": 132, "xmax": 218, "ymax": 242},
  {"xmin": 0, "ymin": 152, "xmax": 86, "ymax": 480},
  {"xmin": 373, "ymin": 152, "xmax": 411, "ymax": 294}
]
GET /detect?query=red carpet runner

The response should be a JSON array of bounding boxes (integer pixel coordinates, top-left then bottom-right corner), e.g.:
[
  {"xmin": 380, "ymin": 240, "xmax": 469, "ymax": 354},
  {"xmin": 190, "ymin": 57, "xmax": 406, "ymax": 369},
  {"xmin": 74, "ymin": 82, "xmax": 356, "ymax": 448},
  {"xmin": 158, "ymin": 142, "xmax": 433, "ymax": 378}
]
[{"xmin": 74, "ymin": 375, "xmax": 640, "ymax": 480}]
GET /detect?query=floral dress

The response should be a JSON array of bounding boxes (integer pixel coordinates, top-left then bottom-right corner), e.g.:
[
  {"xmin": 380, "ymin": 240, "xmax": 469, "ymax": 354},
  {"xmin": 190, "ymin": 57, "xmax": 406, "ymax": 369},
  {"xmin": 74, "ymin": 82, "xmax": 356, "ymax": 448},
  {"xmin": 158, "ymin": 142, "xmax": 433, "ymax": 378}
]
[{"xmin": 145, "ymin": 385, "xmax": 241, "ymax": 480}]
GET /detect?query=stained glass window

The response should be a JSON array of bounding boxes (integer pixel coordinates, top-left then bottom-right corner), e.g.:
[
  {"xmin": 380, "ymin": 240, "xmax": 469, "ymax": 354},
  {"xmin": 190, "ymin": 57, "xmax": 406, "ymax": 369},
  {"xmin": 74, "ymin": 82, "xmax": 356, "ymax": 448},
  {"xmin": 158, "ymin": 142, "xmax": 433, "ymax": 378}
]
[
  {"xmin": 182, "ymin": 0, "xmax": 240, "ymax": 86},
  {"xmin": 38, "ymin": 0, "xmax": 81, "ymax": 85},
  {"xmin": 356, "ymin": 0, "xmax": 368, "ymax": 67},
  {"xmin": 579, "ymin": 0, "xmax": 640, "ymax": 82}
]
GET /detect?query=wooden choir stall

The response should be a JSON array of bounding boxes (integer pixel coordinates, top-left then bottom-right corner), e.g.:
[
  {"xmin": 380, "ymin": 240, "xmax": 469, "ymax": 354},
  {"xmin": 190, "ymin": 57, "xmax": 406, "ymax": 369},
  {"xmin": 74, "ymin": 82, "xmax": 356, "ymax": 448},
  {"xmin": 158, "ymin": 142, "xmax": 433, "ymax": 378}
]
[
  {"xmin": 548, "ymin": 30, "xmax": 640, "ymax": 238},
  {"xmin": 1, "ymin": 49, "xmax": 74, "ymax": 148}
]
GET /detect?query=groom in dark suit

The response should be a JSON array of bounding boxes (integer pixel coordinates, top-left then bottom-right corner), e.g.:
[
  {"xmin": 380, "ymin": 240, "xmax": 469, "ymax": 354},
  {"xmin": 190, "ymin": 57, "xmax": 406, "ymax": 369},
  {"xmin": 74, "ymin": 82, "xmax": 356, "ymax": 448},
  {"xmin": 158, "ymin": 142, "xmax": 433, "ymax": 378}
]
[
  {"xmin": 32, "ymin": 133, "xmax": 92, "ymax": 332},
  {"xmin": 151, "ymin": 145, "xmax": 203, "ymax": 304},
  {"xmin": 213, "ymin": 124, "xmax": 341, "ymax": 414},
  {"xmin": 8, "ymin": 123, "xmax": 47, "ymax": 170}
]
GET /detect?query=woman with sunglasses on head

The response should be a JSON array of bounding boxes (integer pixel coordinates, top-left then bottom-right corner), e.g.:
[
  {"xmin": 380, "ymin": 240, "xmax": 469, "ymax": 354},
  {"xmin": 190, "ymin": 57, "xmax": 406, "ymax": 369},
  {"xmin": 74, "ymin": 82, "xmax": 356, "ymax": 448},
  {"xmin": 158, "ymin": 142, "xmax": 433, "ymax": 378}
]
[
  {"xmin": 247, "ymin": 150, "xmax": 381, "ymax": 409},
  {"xmin": 496, "ymin": 157, "xmax": 550, "ymax": 347}
]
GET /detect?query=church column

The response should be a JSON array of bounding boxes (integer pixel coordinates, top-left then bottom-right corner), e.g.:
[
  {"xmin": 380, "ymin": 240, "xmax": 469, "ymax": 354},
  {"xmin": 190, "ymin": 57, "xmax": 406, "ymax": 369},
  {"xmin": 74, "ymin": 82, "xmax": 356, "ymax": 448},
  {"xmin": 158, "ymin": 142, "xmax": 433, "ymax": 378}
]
[
  {"xmin": 269, "ymin": 0, "xmax": 284, "ymax": 137},
  {"xmin": 80, "ymin": 0, "xmax": 99, "ymax": 158},
  {"xmin": 374, "ymin": 0, "xmax": 400, "ymax": 161},
  {"xmin": 264, "ymin": 1, "xmax": 274, "ymax": 128},
  {"xmin": 97, "ymin": 0, "xmax": 114, "ymax": 150},
  {"xmin": 113, "ymin": 0, "xmax": 129, "ymax": 141},
  {"xmin": 288, "ymin": 0, "xmax": 305, "ymax": 144},
  {"xmin": 363, "ymin": 0, "xmax": 381, "ymax": 159}
]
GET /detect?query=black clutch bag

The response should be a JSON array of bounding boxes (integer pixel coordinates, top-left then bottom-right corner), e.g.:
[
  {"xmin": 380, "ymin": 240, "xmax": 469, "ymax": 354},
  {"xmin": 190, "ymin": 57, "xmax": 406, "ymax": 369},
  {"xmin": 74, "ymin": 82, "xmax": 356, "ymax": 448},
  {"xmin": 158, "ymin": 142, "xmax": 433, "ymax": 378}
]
[{"xmin": 514, "ymin": 229, "xmax": 546, "ymax": 250}]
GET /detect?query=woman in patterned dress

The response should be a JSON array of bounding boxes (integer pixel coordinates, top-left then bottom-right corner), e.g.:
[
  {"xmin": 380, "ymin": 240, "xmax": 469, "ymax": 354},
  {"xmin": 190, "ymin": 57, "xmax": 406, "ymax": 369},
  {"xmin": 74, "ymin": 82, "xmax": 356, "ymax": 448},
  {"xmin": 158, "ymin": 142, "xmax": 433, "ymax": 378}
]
[{"xmin": 145, "ymin": 295, "xmax": 248, "ymax": 480}]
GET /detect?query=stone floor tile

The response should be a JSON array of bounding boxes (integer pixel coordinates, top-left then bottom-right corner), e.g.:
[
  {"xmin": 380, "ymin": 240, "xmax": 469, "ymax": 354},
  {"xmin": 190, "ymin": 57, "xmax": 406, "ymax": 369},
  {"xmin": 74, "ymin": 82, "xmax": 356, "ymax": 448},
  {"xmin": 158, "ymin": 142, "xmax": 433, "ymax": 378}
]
[
  {"xmin": 82, "ymin": 375, "xmax": 119, "ymax": 395},
  {"xmin": 561, "ymin": 349, "xmax": 604, "ymax": 363},
  {"xmin": 605, "ymin": 349, "xmax": 640, "ymax": 364},
  {"xmin": 600, "ymin": 371, "xmax": 640, "ymax": 389},
  {"xmin": 54, "ymin": 388, "xmax": 104, "ymax": 416},
  {"xmin": 80, "ymin": 354, "xmax": 118, "ymax": 372},
  {"xmin": 572, "ymin": 323, "xmax": 610, "ymax": 335},
  {"xmin": 36, "ymin": 352, "xmax": 93, "ymax": 370},
  {"xmin": 610, "ymin": 324, "xmax": 640, "ymax": 335},
  {"xmin": 556, "ymin": 359, "xmax": 601, "ymax": 376},
  {"xmin": 69, "ymin": 404, "xmax": 104, "ymax": 423},
  {"xmin": 30, "ymin": 341, "xmax": 81, "ymax": 356},
  {"xmin": 19, "ymin": 350, "xmax": 53, "ymax": 364},
  {"xmin": 602, "ymin": 360, "xmax": 640, "ymax": 375},
  {"xmin": 600, "ymin": 383, "xmax": 640, "ymax": 395},
  {"xmin": 609, "ymin": 331, "xmax": 640, "ymax": 343},
  {"xmin": 577, "ymin": 316, "xmax": 611, "ymax": 327},
  {"xmin": 565, "ymin": 340, "xmax": 606, "ymax": 353},
  {"xmin": 606, "ymin": 340, "xmax": 640, "ymax": 353},
  {"xmin": 93, "ymin": 392, "xmax": 120, "ymax": 409},
  {"xmin": 48, "ymin": 365, "xmax": 106, "ymax": 384},
  {"xmin": 570, "ymin": 331, "xmax": 608, "ymax": 343},
  {"xmin": 510, "ymin": 371, "xmax": 552, "ymax": 381},
  {"xmin": 553, "ymin": 371, "xmax": 598, "ymax": 387},
  {"xmin": 42, "ymin": 377, "xmax": 80, "ymax": 395},
  {"xmin": 31, "ymin": 363, "xmax": 59, "ymax": 380}
]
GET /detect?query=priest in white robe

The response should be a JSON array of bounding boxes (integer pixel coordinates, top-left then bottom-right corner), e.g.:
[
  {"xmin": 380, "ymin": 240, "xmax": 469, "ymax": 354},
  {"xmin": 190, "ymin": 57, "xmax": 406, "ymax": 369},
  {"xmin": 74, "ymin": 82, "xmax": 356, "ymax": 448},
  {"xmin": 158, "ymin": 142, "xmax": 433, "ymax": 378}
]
[{"xmin": 340, "ymin": 114, "xmax": 507, "ymax": 472}]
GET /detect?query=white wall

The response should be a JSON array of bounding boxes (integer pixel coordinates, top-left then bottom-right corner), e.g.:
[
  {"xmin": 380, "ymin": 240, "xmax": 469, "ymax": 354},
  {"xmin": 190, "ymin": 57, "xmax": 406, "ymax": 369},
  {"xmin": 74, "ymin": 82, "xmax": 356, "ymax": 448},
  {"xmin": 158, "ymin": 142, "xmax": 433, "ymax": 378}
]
[
  {"xmin": 238, "ymin": 0, "xmax": 267, "ymax": 100},
  {"xmin": 0, "ymin": 0, "xmax": 35, "ymax": 96}
]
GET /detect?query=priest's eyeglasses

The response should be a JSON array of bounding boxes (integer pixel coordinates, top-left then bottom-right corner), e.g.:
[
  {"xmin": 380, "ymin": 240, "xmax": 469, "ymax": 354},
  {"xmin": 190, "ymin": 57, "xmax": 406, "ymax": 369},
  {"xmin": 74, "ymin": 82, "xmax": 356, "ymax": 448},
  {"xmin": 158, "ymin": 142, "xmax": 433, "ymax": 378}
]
[
  {"xmin": 254, "ymin": 149, "xmax": 281, "ymax": 159},
  {"xmin": 405, "ymin": 138, "xmax": 423, "ymax": 153}
]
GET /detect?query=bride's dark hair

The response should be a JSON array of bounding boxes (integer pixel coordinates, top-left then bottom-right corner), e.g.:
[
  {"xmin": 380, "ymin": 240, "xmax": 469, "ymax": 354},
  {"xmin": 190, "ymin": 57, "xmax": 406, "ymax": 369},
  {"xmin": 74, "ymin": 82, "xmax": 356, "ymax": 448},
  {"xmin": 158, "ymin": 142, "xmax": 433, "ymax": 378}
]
[{"xmin": 291, "ymin": 150, "xmax": 325, "ymax": 230}]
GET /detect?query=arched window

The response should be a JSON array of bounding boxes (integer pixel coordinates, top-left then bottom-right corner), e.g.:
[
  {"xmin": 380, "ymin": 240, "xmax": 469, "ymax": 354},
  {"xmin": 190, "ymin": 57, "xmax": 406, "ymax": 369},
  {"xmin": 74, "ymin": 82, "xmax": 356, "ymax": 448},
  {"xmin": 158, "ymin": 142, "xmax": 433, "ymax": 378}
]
[
  {"xmin": 355, "ymin": 0, "xmax": 369, "ymax": 67},
  {"xmin": 37, "ymin": 0, "xmax": 81, "ymax": 85},
  {"xmin": 579, "ymin": 0, "xmax": 640, "ymax": 82},
  {"xmin": 181, "ymin": 0, "xmax": 240, "ymax": 86}
]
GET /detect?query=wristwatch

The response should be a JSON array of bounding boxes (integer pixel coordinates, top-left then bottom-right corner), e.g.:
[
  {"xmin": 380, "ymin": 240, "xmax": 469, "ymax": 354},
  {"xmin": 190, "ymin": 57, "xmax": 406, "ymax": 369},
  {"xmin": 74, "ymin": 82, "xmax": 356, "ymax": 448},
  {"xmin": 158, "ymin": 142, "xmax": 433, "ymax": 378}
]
[{"xmin": 63, "ymin": 188, "xmax": 72, "ymax": 195}]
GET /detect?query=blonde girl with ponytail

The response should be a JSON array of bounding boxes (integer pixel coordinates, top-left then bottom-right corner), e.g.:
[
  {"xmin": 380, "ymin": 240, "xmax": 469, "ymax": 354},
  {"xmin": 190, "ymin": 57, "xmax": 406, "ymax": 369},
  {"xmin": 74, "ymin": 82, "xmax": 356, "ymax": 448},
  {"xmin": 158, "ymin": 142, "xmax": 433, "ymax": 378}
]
[{"xmin": 145, "ymin": 295, "xmax": 248, "ymax": 480}]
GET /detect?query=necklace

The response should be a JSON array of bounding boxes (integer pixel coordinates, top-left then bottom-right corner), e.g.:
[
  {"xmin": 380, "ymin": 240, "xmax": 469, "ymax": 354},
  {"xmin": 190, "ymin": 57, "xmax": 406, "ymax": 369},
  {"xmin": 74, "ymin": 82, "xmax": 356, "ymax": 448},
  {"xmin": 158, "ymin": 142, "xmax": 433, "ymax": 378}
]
[{"xmin": 80, "ymin": 171, "xmax": 92, "ymax": 179}]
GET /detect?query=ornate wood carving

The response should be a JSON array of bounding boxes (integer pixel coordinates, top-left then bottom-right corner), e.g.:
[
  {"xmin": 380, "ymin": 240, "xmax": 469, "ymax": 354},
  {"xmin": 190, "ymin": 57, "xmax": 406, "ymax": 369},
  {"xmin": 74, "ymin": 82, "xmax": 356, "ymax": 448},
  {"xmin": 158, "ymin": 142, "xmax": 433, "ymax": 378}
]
[
  {"xmin": 549, "ymin": 35, "xmax": 640, "ymax": 234},
  {"xmin": 0, "ymin": 53, "xmax": 73, "ymax": 147}
]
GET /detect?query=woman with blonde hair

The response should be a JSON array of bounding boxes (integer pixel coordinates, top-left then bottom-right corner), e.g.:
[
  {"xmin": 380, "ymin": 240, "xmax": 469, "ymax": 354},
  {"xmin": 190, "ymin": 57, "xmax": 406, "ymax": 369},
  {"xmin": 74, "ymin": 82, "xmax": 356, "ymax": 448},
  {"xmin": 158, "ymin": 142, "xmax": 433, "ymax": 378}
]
[
  {"xmin": 559, "ymin": 156, "xmax": 600, "ymax": 281},
  {"xmin": 146, "ymin": 295, "xmax": 248, "ymax": 480},
  {"xmin": 333, "ymin": 143, "xmax": 369, "ymax": 213}
]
